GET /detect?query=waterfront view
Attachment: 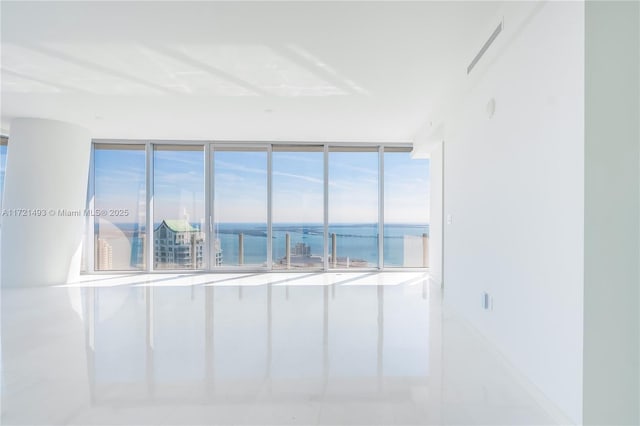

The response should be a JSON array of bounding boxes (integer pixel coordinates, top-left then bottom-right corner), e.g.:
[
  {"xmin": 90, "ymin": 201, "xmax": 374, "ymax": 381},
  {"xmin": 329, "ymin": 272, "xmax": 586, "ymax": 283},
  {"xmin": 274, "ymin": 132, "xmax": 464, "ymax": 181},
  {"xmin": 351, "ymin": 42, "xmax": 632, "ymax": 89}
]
[
  {"xmin": 95, "ymin": 222, "xmax": 429, "ymax": 270},
  {"xmin": 92, "ymin": 144, "xmax": 430, "ymax": 271}
]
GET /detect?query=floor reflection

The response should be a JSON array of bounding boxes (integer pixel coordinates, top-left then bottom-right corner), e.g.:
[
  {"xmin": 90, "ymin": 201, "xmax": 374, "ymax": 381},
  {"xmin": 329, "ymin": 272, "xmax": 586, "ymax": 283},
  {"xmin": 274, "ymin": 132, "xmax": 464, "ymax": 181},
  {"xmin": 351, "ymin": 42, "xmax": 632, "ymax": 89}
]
[
  {"xmin": 84, "ymin": 280, "xmax": 430, "ymax": 406},
  {"xmin": 1, "ymin": 272, "xmax": 556, "ymax": 425}
]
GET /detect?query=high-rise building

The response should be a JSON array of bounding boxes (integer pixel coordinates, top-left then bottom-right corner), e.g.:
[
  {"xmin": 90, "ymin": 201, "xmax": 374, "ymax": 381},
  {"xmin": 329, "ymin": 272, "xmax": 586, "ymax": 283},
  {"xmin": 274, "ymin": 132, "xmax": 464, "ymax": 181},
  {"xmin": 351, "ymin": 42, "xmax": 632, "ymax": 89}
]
[
  {"xmin": 96, "ymin": 238, "xmax": 113, "ymax": 270},
  {"xmin": 154, "ymin": 220, "xmax": 205, "ymax": 269}
]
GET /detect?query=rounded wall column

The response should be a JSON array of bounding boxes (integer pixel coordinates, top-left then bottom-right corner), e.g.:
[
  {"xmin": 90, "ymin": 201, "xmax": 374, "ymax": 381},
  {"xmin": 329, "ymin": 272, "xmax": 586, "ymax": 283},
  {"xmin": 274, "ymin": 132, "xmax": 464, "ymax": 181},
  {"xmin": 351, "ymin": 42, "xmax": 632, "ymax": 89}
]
[{"xmin": 1, "ymin": 118, "xmax": 91, "ymax": 287}]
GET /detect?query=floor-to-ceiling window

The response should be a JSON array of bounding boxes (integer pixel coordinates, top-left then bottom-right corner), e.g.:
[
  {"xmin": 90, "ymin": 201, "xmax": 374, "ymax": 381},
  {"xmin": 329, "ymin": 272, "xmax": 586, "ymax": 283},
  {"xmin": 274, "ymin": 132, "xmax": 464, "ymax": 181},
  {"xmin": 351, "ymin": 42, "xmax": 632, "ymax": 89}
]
[
  {"xmin": 328, "ymin": 147, "xmax": 379, "ymax": 269},
  {"xmin": 153, "ymin": 145, "xmax": 205, "ymax": 270},
  {"xmin": 94, "ymin": 144, "xmax": 147, "ymax": 271},
  {"xmin": 213, "ymin": 147, "xmax": 268, "ymax": 268},
  {"xmin": 90, "ymin": 142, "xmax": 430, "ymax": 273},
  {"xmin": 383, "ymin": 149, "xmax": 430, "ymax": 268},
  {"xmin": 272, "ymin": 146, "xmax": 324, "ymax": 270}
]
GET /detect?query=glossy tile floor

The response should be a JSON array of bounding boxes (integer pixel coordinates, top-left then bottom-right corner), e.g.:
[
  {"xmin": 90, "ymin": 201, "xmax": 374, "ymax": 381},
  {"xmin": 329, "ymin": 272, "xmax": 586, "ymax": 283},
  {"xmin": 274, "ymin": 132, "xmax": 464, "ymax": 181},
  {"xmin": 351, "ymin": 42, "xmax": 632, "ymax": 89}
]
[{"xmin": 1, "ymin": 272, "xmax": 557, "ymax": 425}]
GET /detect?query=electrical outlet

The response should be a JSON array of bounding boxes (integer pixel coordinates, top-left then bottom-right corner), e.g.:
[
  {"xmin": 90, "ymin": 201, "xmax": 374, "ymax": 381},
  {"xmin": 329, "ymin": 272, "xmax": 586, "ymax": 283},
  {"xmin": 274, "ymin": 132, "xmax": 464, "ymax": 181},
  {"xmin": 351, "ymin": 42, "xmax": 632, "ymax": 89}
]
[{"xmin": 482, "ymin": 292, "xmax": 493, "ymax": 311}]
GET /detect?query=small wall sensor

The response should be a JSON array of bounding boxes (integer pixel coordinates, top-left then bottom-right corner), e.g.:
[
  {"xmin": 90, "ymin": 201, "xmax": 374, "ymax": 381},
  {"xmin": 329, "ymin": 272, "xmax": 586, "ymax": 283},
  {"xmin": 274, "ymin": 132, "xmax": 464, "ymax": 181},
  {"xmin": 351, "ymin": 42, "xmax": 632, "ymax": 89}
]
[
  {"xmin": 482, "ymin": 292, "xmax": 490, "ymax": 309},
  {"xmin": 482, "ymin": 292, "xmax": 493, "ymax": 310},
  {"xmin": 486, "ymin": 98, "xmax": 496, "ymax": 118}
]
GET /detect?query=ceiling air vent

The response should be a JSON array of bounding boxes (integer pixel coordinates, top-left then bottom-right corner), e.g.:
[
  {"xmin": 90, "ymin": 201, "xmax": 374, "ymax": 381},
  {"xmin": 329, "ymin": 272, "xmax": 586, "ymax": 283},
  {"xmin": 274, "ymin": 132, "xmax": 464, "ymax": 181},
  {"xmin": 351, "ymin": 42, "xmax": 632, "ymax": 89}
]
[{"xmin": 467, "ymin": 21, "xmax": 503, "ymax": 75}]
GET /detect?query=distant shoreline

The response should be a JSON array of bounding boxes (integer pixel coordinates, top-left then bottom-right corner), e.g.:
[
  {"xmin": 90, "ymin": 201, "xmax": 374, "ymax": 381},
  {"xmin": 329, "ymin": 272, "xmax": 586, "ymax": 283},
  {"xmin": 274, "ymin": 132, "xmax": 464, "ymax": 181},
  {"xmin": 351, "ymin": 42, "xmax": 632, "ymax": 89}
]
[{"xmin": 96, "ymin": 222, "xmax": 430, "ymax": 229}]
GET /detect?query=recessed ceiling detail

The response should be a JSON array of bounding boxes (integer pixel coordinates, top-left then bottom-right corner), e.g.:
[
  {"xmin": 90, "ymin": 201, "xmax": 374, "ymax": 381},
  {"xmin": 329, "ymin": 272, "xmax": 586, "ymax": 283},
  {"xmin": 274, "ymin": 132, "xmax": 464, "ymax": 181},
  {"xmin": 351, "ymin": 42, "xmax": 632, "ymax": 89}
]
[{"xmin": 1, "ymin": 1, "xmax": 502, "ymax": 141}]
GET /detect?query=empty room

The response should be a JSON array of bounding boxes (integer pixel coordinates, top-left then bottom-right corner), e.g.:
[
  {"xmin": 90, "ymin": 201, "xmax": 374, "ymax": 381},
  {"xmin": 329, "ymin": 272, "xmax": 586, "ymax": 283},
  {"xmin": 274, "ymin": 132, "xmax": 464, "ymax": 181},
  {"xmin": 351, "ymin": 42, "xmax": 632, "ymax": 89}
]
[{"xmin": 0, "ymin": 1, "xmax": 638, "ymax": 425}]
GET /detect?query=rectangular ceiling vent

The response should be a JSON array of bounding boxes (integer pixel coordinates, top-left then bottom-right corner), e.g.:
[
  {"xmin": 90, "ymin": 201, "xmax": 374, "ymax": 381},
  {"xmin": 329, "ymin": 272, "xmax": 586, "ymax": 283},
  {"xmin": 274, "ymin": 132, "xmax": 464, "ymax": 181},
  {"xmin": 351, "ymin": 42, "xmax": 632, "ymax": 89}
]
[{"xmin": 467, "ymin": 21, "xmax": 503, "ymax": 75}]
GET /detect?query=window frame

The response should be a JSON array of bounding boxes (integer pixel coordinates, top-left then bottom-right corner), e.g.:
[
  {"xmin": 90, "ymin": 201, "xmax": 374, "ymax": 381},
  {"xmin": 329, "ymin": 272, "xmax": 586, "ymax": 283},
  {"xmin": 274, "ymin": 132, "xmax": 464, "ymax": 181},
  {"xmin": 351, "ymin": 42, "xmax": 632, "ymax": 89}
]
[{"xmin": 88, "ymin": 140, "xmax": 426, "ymax": 274}]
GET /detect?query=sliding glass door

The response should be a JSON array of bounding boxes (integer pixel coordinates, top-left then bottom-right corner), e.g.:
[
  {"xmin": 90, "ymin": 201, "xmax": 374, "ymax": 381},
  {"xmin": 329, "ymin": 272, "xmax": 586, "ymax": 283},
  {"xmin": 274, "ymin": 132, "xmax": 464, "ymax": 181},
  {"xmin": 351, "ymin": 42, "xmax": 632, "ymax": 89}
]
[
  {"xmin": 91, "ymin": 142, "xmax": 430, "ymax": 272},
  {"xmin": 93, "ymin": 144, "xmax": 147, "ymax": 271},
  {"xmin": 272, "ymin": 146, "xmax": 324, "ymax": 270},
  {"xmin": 153, "ymin": 145, "xmax": 205, "ymax": 270},
  {"xmin": 383, "ymin": 149, "xmax": 430, "ymax": 268},
  {"xmin": 212, "ymin": 147, "xmax": 268, "ymax": 268},
  {"xmin": 328, "ymin": 147, "xmax": 379, "ymax": 269}
]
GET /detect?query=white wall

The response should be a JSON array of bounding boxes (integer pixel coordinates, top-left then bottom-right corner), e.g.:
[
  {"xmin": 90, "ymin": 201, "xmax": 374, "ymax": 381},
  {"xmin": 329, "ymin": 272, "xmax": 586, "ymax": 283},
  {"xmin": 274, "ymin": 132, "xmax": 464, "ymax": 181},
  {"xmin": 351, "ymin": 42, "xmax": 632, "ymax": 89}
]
[
  {"xmin": 1, "ymin": 118, "xmax": 91, "ymax": 287},
  {"xmin": 583, "ymin": 2, "xmax": 639, "ymax": 424},
  {"xmin": 428, "ymin": 141, "xmax": 443, "ymax": 286},
  {"xmin": 442, "ymin": 2, "xmax": 584, "ymax": 423}
]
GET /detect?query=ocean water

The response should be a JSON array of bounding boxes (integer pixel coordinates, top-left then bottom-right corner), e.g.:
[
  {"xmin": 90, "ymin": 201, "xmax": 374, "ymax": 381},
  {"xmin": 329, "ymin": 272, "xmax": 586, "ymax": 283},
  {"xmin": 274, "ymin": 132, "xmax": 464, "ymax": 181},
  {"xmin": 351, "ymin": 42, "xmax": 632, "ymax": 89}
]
[
  {"xmin": 108, "ymin": 222, "xmax": 429, "ymax": 269},
  {"xmin": 217, "ymin": 223, "xmax": 428, "ymax": 267}
]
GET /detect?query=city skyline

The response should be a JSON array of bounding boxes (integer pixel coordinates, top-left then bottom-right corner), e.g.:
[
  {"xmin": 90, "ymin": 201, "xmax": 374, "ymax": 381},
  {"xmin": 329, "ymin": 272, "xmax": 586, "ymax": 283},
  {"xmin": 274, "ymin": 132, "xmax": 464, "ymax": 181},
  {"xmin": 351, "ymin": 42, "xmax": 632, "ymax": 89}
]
[{"xmin": 93, "ymin": 147, "xmax": 430, "ymax": 270}]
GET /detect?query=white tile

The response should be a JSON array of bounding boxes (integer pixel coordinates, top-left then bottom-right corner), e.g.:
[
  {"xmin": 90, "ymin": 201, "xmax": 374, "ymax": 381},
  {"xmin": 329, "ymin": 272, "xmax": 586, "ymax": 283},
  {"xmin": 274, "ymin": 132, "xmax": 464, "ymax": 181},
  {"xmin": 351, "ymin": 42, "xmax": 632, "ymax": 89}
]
[{"xmin": 0, "ymin": 273, "xmax": 558, "ymax": 425}]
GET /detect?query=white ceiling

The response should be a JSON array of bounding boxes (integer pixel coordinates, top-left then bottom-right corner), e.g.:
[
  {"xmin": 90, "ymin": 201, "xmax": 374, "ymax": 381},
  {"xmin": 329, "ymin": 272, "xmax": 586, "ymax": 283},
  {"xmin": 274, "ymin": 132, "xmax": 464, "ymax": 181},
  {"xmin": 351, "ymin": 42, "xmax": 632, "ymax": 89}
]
[{"xmin": 1, "ymin": 1, "xmax": 502, "ymax": 142}]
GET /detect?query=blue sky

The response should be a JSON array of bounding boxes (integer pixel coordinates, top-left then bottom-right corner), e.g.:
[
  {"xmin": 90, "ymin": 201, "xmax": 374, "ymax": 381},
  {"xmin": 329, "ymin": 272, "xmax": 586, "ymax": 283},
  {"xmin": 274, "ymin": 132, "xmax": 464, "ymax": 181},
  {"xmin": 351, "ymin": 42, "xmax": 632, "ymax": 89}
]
[
  {"xmin": 93, "ymin": 147, "xmax": 429, "ymax": 224},
  {"xmin": 215, "ymin": 151, "xmax": 267, "ymax": 223}
]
